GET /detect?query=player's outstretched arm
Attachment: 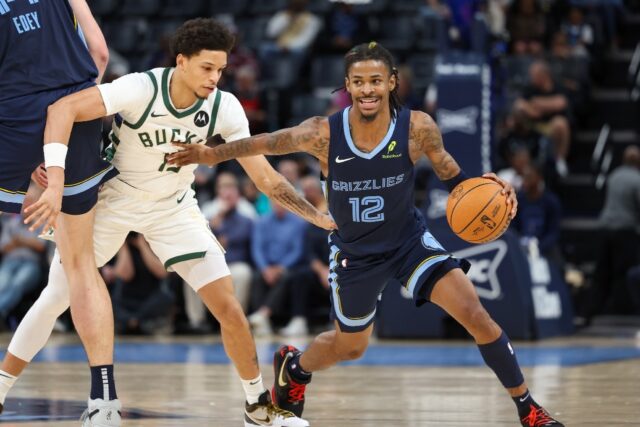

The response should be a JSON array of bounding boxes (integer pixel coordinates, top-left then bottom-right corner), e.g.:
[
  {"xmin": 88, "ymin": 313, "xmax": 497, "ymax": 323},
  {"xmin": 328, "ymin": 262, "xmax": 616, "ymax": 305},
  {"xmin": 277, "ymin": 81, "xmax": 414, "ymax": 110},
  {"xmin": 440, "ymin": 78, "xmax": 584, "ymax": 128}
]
[
  {"xmin": 168, "ymin": 116, "xmax": 330, "ymax": 167},
  {"xmin": 23, "ymin": 87, "xmax": 108, "ymax": 231},
  {"xmin": 69, "ymin": 0, "xmax": 109, "ymax": 83},
  {"xmin": 237, "ymin": 155, "xmax": 337, "ymax": 231},
  {"xmin": 409, "ymin": 111, "xmax": 517, "ymax": 218}
]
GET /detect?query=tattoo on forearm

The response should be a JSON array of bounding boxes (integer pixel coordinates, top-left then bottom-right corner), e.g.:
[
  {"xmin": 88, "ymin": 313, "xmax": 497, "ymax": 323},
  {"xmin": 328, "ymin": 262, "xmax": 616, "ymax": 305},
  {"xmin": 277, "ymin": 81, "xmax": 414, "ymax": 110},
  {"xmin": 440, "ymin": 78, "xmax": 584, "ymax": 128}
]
[
  {"xmin": 270, "ymin": 180, "xmax": 320, "ymax": 223},
  {"xmin": 410, "ymin": 115, "xmax": 459, "ymax": 180}
]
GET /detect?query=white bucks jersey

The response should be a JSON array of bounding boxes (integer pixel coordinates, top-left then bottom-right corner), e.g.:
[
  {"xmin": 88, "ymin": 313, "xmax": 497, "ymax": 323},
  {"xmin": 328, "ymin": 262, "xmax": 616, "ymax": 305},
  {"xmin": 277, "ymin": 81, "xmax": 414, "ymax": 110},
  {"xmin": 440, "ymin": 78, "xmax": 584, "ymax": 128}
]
[{"xmin": 97, "ymin": 67, "xmax": 250, "ymax": 197}]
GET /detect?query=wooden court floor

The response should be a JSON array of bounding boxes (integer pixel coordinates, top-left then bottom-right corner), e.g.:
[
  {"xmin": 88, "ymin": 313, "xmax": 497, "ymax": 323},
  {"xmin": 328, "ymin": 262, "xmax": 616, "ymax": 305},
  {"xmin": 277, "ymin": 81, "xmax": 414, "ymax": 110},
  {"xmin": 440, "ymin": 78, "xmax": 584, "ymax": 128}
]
[{"xmin": 0, "ymin": 334, "xmax": 638, "ymax": 426}]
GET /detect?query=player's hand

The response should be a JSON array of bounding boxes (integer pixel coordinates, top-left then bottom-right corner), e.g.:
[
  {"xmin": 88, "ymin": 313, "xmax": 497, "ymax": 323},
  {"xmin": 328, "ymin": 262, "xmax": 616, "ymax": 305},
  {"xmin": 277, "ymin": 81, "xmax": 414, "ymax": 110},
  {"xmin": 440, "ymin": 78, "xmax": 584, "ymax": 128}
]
[
  {"xmin": 31, "ymin": 163, "xmax": 48, "ymax": 188},
  {"xmin": 168, "ymin": 143, "xmax": 215, "ymax": 166},
  {"xmin": 317, "ymin": 213, "xmax": 337, "ymax": 231},
  {"xmin": 23, "ymin": 168, "xmax": 64, "ymax": 232},
  {"xmin": 482, "ymin": 172, "xmax": 518, "ymax": 219}
]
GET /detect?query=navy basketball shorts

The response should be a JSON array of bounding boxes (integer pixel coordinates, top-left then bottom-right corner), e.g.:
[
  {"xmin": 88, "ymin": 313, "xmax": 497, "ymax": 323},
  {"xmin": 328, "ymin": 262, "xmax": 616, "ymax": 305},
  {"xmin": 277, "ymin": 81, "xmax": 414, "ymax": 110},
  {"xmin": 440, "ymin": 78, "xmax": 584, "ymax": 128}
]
[
  {"xmin": 0, "ymin": 85, "xmax": 117, "ymax": 215},
  {"xmin": 328, "ymin": 229, "xmax": 471, "ymax": 333}
]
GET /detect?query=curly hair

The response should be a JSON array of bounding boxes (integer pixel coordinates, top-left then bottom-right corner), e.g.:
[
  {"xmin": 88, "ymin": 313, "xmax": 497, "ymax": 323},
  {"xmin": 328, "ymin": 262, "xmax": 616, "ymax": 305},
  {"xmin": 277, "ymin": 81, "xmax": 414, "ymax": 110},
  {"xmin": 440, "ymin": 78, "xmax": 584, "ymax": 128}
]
[
  {"xmin": 343, "ymin": 42, "xmax": 402, "ymax": 120},
  {"xmin": 170, "ymin": 18, "xmax": 235, "ymax": 58}
]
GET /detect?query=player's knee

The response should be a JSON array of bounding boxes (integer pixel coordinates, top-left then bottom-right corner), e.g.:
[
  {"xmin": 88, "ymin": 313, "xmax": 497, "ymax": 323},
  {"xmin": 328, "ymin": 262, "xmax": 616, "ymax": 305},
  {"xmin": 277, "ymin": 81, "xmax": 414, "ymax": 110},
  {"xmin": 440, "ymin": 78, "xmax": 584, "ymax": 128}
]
[
  {"xmin": 465, "ymin": 305, "xmax": 494, "ymax": 332},
  {"xmin": 216, "ymin": 299, "xmax": 249, "ymax": 331},
  {"xmin": 37, "ymin": 285, "xmax": 70, "ymax": 316}
]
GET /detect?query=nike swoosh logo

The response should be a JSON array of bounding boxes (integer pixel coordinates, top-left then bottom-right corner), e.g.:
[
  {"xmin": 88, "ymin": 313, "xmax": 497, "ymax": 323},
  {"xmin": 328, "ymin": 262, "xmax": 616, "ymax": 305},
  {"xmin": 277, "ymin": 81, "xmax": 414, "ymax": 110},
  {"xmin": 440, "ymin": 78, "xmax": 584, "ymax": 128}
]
[
  {"xmin": 519, "ymin": 393, "xmax": 530, "ymax": 402},
  {"xmin": 278, "ymin": 352, "xmax": 293, "ymax": 388},
  {"xmin": 0, "ymin": 373, "xmax": 14, "ymax": 379},
  {"xmin": 247, "ymin": 413, "xmax": 272, "ymax": 424},
  {"xmin": 177, "ymin": 192, "xmax": 187, "ymax": 204},
  {"xmin": 151, "ymin": 112, "xmax": 167, "ymax": 118},
  {"xmin": 249, "ymin": 380, "xmax": 260, "ymax": 385},
  {"xmin": 335, "ymin": 156, "xmax": 355, "ymax": 163}
]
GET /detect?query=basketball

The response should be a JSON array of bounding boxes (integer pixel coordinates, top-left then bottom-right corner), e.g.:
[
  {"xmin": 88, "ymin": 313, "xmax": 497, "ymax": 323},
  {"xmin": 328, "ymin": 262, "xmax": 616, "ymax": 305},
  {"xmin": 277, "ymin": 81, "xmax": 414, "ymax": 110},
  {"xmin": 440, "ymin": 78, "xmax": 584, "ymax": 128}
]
[{"xmin": 446, "ymin": 177, "xmax": 511, "ymax": 244}]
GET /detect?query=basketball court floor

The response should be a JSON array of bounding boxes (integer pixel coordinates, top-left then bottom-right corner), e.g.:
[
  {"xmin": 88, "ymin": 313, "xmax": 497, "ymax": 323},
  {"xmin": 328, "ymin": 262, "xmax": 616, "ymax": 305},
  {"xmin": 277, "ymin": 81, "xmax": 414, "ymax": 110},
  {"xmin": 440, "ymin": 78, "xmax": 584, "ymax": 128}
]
[{"xmin": 0, "ymin": 333, "xmax": 638, "ymax": 426}]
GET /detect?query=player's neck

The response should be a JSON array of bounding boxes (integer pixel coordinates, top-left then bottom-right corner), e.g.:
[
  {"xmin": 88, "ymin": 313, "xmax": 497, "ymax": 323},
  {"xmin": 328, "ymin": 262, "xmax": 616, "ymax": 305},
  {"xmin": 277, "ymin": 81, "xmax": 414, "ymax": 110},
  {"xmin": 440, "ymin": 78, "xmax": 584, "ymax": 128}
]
[
  {"xmin": 348, "ymin": 107, "xmax": 392, "ymax": 149},
  {"xmin": 169, "ymin": 70, "xmax": 198, "ymax": 109}
]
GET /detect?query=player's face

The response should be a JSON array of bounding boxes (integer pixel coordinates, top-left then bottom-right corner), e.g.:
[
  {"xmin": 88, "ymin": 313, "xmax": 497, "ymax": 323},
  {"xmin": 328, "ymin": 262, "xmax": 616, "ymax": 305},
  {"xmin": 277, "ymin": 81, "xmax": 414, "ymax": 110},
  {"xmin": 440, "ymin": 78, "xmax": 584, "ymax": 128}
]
[
  {"xmin": 178, "ymin": 50, "xmax": 227, "ymax": 99},
  {"xmin": 345, "ymin": 60, "xmax": 396, "ymax": 121}
]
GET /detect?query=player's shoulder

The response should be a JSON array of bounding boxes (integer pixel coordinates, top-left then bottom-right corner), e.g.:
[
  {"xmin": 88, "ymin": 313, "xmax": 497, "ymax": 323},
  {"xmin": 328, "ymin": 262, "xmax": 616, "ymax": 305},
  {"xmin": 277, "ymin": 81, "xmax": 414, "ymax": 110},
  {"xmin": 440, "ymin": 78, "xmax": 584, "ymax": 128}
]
[
  {"xmin": 409, "ymin": 110, "xmax": 436, "ymax": 128},
  {"xmin": 213, "ymin": 88, "xmax": 243, "ymax": 110},
  {"xmin": 299, "ymin": 116, "xmax": 330, "ymax": 132}
]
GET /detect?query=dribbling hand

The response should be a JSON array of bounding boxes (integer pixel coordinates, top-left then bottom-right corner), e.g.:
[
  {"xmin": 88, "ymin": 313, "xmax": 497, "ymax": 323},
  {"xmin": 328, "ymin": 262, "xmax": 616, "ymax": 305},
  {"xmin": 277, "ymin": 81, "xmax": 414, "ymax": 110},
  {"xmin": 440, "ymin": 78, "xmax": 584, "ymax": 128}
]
[{"xmin": 482, "ymin": 172, "xmax": 518, "ymax": 219}]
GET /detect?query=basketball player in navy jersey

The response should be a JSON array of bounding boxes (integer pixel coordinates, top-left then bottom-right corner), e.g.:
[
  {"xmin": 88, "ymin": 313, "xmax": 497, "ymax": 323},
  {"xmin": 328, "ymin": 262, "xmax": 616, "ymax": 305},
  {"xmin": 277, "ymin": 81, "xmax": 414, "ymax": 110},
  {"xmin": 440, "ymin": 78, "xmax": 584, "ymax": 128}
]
[
  {"xmin": 168, "ymin": 42, "xmax": 564, "ymax": 427},
  {"xmin": 0, "ymin": 1, "xmax": 120, "ymax": 425}
]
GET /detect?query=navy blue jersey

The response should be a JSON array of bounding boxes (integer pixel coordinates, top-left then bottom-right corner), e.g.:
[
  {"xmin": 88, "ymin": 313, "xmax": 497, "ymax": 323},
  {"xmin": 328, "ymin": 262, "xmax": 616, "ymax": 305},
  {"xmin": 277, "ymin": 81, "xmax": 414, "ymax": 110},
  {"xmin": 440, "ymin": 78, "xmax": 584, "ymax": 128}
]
[
  {"xmin": 326, "ymin": 107, "xmax": 424, "ymax": 255},
  {"xmin": 0, "ymin": 0, "xmax": 97, "ymax": 105}
]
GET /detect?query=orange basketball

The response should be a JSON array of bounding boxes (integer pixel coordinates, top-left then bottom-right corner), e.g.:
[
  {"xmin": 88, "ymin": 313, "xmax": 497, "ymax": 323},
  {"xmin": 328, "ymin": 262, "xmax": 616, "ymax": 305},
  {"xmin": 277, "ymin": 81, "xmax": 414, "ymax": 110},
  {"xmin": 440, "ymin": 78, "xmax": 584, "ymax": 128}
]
[{"xmin": 446, "ymin": 177, "xmax": 511, "ymax": 244}]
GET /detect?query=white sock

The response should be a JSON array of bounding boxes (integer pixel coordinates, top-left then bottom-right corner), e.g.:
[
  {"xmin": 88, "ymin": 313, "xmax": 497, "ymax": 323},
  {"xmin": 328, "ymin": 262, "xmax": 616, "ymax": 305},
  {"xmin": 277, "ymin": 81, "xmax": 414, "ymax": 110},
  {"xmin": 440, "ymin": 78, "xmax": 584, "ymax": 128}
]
[
  {"xmin": 241, "ymin": 374, "xmax": 266, "ymax": 404},
  {"xmin": 0, "ymin": 370, "xmax": 17, "ymax": 405}
]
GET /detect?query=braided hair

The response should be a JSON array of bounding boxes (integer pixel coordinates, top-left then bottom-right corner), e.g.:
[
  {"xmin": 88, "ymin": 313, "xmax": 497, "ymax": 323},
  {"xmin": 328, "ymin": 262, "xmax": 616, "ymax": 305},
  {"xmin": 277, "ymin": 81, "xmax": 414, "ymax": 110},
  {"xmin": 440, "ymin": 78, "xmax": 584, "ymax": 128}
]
[{"xmin": 343, "ymin": 41, "xmax": 402, "ymax": 120}]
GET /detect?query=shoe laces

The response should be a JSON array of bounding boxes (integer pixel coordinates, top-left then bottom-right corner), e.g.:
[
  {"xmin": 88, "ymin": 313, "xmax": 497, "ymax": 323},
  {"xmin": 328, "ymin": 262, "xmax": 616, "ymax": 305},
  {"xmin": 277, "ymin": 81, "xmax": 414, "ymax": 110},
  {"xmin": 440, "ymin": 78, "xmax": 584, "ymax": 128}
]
[
  {"xmin": 521, "ymin": 405, "xmax": 556, "ymax": 426},
  {"xmin": 287, "ymin": 378, "xmax": 307, "ymax": 403}
]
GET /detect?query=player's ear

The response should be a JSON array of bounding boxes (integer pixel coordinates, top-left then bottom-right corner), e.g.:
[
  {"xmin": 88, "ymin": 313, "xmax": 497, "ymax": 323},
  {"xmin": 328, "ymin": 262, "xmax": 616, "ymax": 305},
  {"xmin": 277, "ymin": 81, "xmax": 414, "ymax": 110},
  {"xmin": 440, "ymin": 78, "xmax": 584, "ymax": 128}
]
[
  {"xmin": 389, "ymin": 70, "xmax": 397, "ymax": 92},
  {"xmin": 176, "ymin": 53, "xmax": 186, "ymax": 70},
  {"xmin": 344, "ymin": 77, "xmax": 351, "ymax": 94}
]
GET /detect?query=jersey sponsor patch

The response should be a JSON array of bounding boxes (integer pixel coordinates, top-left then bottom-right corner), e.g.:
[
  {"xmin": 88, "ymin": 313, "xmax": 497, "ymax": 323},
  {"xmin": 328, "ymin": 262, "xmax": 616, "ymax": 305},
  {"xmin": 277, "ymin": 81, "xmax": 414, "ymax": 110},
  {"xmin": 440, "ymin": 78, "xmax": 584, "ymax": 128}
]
[{"xmin": 194, "ymin": 111, "xmax": 209, "ymax": 127}]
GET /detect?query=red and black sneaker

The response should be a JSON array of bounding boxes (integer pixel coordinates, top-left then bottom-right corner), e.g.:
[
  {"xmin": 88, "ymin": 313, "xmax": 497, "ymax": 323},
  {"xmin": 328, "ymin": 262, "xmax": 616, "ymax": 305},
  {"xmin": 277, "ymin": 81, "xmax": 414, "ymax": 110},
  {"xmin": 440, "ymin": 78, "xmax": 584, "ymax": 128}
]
[
  {"xmin": 271, "ymin": 345, "xmax": 311, "ymax": 418},
  {"xmin": 520, "ymin": 404, "xmax": 565, "ymax": 427}
]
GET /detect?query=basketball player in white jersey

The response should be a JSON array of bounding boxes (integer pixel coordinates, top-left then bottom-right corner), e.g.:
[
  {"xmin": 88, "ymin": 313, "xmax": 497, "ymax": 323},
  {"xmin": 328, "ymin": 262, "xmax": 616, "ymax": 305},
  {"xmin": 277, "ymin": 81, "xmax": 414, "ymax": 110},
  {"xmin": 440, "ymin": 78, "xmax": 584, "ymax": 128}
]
[{"xmin": 0, "ymin": 18, "xmax": 333, "ymax": 427}]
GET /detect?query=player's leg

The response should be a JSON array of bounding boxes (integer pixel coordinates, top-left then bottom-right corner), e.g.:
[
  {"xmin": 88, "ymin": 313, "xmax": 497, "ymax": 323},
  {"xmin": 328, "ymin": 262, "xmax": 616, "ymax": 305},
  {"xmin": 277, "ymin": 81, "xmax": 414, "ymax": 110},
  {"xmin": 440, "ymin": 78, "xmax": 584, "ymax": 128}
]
[
  {"xmin": 430, "ymin": 269, "xmax": 564, "ymax": 426},
  {"xmin": 170, "ymin": 255, "xmax": 308, "ymax": 427},
  {"xmin": 147, "ymin": 197, "xmax": 307, "ymax": 427},
  {"xmin": 0, "ymin": 251, "xmax": 70, "ymax": 410},
  {"xmin": 273, "ymin": 243, "xmax": 387, "ymax": 417}
]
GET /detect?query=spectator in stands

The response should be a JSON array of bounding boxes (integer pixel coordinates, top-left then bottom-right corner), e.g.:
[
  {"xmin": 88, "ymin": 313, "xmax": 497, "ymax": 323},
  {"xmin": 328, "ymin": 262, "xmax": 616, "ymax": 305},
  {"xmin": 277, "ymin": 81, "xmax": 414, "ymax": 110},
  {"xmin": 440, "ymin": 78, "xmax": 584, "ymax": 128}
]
[
  {"xmin": 235, "ymin": 66, "xmax": 267, "ymax": 135},
  {"xmin": 511, "ymin": 164, "xmax": 563, "ymax": 267},
  {"xmin": 241, "ymin": 177, "xmax": 272, "ymax": 216},
  {"xmin": 277, "ymin": 158, "xmax": 302, "ymax": 188},
  {"xmin": 209, "ymin": 172, "xmax": 255, "ymax": 312},
  {"xmin": 323, "ymin": 1, "xmax": 370, "ymax": 52},
  {"xmin": 506, "ymin": 0, "xmax": 546, "ymax": 56},
  {"xmin": 397, "ymin": 65, "xmax": 425, "ymax": 112},
  {"xmin": 560, "ymin": 6, "xmax": 594, "ymax": 58},
  {"xmin": 280, "ymin": 176, "xmax": 331, "ymax": 336},
  {"xmin": 202, "ymin": 172, "xmax": 258, "ymax": 221},
  {"xmin": 498, "ymin": 111, "xmax": 551, "ymax": 172},
  {"xmin": 245, "ymin": 177, "xmax": 331, "ymax": 337},
  {"xmin": 260, "ymin": 0, "xmax": 322, "ymax": 68},
  {"xmin": 247, "ymin": 202, "xmax": 307, "ymax": 335},
  {"xmin": 497, "ymin": 146, "xmax": 532, "ymax": 192},
  {"xmin": 0, "ymin": 214, "xmax": 46, "ymax": 324},
  {"xmin": 513, "ymin": 60, "xmax": 572, "ymax": 177},
  {"xmin": 103, "ymin": 233, "xmax": 174, "ymax": 335},
  {"xmin": 592, "ymin": 145, "xmax": 640, "ymax": 315}
]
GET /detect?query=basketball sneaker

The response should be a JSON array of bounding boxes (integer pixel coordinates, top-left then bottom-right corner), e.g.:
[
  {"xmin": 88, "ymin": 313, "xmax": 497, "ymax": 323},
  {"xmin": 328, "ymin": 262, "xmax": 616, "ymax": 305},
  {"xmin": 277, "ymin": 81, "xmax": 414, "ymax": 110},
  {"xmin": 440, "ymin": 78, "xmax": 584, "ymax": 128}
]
[
  {"xmin": 80, "ymin": 398, "xmax": 121, "ymax": 427},
  {"xmin": 520, "ymin": 404, "xmax": 565, "ymax": 427},
  {"xmin": 244, "ymin": 389, "xmax": 309, "ymax": 427},
  {"xmin": 272, "ymin": 345, "xmax": 311, "ymax": 417}
]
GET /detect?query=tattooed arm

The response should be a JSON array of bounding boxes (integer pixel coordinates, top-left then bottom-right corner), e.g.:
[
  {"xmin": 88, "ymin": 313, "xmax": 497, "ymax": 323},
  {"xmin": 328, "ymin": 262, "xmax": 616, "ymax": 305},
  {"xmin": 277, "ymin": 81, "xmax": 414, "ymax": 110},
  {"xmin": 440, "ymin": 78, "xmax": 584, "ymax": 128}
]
[
  {"xmin": 167, "ymin": 116, "xmax": 330, "ymax": 168},
  {"xmin": 409, "ymin": 111, "xmax": 518, "ymax": 217},
  {"xmin": 236, "ymin": 155, "xmax": 336, "ymax": 231},
  {"xmin": 408, "ymin": 110, "xmax": 461, "ymax": 180}
]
